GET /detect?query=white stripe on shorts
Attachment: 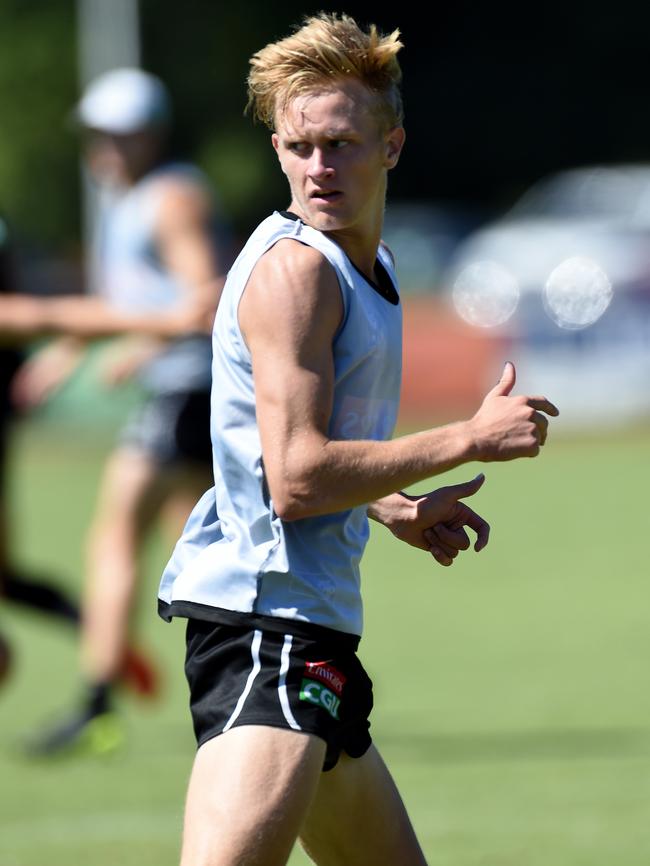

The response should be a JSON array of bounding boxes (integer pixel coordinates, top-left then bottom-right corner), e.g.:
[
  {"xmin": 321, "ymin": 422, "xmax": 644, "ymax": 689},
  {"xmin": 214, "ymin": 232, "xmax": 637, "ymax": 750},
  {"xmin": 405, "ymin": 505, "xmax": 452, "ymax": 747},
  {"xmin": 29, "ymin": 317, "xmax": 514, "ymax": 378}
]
[
  {"xmin": 278, "ymin": 634, "xmax": 301, "ymax": 731},
  {"xmin": 222, "ymin": 629, "xmax": 263, "ymax": 733}
]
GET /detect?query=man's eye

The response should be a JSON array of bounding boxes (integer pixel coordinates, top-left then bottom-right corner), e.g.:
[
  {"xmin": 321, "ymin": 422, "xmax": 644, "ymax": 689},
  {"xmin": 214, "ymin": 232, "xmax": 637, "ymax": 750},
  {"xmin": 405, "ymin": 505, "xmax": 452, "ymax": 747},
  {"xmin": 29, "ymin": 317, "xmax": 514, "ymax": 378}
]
[
  {"xmin": 288, "ymin": 142, "xmax": 308, "ymax": 153},
  {"xmin": 329, "ymin": 140, "xmax": 349, "ymax": 149}
]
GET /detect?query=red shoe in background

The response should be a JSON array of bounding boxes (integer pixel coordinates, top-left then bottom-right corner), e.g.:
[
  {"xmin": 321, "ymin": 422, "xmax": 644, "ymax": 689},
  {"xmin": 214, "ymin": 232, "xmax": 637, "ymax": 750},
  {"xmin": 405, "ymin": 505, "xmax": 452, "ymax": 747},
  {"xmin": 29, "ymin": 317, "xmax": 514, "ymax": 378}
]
[{"xmin": 120, "ymin": 645, "xmax": 161, "ymax": 699}]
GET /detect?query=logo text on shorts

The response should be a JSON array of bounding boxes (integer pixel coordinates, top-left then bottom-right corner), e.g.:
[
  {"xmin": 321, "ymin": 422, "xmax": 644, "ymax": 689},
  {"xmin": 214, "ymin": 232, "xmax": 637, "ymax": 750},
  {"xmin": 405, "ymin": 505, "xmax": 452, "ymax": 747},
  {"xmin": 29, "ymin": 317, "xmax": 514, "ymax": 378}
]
[
  {"xmin": 304, "ymin": 661, "xmax": 346, "ymax": 696},
  {"xmin": 299, "ymin": 679, "xmax": 341, "ymax": 720}
]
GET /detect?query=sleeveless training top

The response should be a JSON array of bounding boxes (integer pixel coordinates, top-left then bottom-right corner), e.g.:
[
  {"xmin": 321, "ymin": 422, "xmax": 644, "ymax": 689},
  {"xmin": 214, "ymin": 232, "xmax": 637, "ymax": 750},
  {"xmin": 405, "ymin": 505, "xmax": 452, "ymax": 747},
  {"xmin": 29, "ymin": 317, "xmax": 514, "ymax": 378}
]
[
  {"xmin": 92, "ymin": 162, "xmax": 217, "ymax": 394},
  {"xmin": 158, "ymin": 211, "xmax": 402, "ymax": 636}
]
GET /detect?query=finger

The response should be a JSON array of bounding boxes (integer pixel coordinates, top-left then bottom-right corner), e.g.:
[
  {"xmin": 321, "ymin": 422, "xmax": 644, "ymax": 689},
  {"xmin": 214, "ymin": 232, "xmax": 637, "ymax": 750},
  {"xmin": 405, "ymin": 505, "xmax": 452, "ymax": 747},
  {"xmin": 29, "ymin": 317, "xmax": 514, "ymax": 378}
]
[
  {"xmin": 434, "ymin": 544, "xmax": 459, "ymax": 561},
  {"xmin": 527, "ymin": 396, "xmax": 560, "ymax": 416},
  {"xmin": 438, "ymin": 472, "xmax": 486, "ymax": 503},
  {"xmin": 533, "ymin": 412, "xmax": 549, "ymax": 446},
  {"xmin": 429, "ymin": 545, "xmax": 454, "ymax": 566},
  {"xmin": 424, "ymin": 530, "xmax": 458, "ymax": 565},
  {"xmin": 432, "ymin": 522, "xmax": 470, "ymax": 551},
  {"xmin": 424, "ymin": 529, "xmax": 460, "ymax": 558},
  {"xmin": 485, "ymin": 361, "xmax": 516, "ymax": 399},
  {"xmin": 463, "ymin": 508, "xmax": 490, "ymax": 552}
]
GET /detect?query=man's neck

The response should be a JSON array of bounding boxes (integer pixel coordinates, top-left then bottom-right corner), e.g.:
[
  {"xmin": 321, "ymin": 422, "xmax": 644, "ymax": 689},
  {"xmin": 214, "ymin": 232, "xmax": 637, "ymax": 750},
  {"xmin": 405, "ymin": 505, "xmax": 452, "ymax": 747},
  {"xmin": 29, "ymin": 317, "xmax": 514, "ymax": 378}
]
[
  {"xmin": 324, "ymin": 226, "xmax": 382, "ymax": 282},
  {"xmin": 286, "ymin": 206, "xmax": 384, "ymax": 282}
]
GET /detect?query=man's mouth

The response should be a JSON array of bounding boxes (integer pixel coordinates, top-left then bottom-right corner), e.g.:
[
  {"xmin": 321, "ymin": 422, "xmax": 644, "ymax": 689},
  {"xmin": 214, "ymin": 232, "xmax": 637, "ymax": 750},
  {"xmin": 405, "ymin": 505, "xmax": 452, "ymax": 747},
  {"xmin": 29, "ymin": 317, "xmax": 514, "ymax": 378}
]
[{"xmin": 310, "ymin": 190, "xmax": 342, "ymax": 202}]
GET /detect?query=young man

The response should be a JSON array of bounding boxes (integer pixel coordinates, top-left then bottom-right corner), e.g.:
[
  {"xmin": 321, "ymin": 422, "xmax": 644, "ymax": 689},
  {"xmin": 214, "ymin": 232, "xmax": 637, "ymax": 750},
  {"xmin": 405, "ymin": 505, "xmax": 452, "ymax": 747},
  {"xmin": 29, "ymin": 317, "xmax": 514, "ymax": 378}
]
[
  {"xmin": 159, "ymin": 14, "xmax": 558, "ymax": 866},
  {"xmin": 10, "ymin": 68, "xmax": 231, "ymax": 754}
]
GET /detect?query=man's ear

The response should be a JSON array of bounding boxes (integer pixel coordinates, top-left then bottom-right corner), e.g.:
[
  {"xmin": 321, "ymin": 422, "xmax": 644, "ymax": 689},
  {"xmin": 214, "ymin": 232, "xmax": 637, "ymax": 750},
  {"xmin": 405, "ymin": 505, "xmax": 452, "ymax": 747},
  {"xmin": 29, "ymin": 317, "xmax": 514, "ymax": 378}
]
[
  {"xmin": 384, "ymin": 126, "xmax": 406, "ymax": 170},
  {"xmin": 271, "ymin": 132, "xmax": 287, "ymax": 175}
]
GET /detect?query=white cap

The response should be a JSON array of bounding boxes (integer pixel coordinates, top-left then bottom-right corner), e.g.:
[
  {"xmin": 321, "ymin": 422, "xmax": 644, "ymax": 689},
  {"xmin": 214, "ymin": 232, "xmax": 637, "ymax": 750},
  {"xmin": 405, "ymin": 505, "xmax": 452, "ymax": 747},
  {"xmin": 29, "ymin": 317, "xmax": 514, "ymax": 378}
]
[{"xmin": 77, "ymin": 68, "xmax": 171, "ymax": 134}]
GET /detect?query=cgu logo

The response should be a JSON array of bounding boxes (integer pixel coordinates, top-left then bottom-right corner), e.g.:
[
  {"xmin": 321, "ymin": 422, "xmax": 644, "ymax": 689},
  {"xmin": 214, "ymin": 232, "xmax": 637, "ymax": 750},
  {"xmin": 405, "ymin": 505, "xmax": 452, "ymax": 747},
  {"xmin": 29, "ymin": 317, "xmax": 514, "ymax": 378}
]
[{"xmin": 299, "ymin": 679, "xmax": 341, "ymax": 720}]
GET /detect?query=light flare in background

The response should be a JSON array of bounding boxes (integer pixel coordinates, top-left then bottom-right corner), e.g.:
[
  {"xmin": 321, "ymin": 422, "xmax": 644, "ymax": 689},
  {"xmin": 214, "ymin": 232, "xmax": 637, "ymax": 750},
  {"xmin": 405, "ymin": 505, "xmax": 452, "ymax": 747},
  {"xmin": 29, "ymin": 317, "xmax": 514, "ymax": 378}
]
[
  {"xmin": 543, "ymin": 255, "xmax": 613, "ymax": 330},
  {"xmin": 452, "ymin": 260, "xmax": 520, "ymax": 328}
]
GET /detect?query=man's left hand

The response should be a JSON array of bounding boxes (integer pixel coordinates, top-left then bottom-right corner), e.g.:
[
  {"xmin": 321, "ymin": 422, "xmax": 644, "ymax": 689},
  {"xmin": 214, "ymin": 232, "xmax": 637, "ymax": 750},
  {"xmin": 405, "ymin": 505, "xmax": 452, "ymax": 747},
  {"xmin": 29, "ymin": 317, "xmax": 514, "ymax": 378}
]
[{"xmin": 369, "ymin": 474, "xmax": 490, "ymax": 567}]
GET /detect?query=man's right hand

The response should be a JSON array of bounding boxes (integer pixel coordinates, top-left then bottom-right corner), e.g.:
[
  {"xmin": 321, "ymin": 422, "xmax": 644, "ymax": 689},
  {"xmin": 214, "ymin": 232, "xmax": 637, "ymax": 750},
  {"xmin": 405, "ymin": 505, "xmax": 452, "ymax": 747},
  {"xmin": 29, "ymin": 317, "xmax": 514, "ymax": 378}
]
[{"xmin": 469, "ymin": 361, "xmax": 559, "ymax": 461}]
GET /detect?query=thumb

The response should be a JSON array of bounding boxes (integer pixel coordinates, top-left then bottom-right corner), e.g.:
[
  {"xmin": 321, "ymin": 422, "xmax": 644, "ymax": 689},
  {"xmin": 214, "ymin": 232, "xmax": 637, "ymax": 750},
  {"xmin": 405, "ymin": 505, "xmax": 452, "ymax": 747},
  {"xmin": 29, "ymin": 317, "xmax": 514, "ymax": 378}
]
[
  {"xmin": 486, "ymin": 361, "xmax": 516, "ymax": 398},
  {"xmin": 444, "ymin": 472, "xmax": 485, "ymax": 502}
]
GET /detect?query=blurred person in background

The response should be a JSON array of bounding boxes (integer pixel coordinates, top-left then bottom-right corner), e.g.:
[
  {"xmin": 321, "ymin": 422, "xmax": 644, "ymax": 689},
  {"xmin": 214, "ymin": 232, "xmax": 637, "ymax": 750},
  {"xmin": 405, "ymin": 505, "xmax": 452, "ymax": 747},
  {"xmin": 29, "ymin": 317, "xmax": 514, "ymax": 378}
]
[
  {"xmin": 0, "ymin": 212, "xmax": 81, "ymax": 690},
  {"xmin": 9, "ymin": 68, "xmax": 231, "ymax": 755}
]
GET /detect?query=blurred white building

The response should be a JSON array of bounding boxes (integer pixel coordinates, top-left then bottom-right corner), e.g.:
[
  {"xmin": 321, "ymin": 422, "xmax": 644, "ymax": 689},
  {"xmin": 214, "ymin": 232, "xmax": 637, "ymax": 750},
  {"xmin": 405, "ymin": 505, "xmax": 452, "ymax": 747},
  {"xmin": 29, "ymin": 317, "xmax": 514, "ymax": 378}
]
[{"xmin": 444, "ymin": 165, "xmax": 650, "ymax": 428}]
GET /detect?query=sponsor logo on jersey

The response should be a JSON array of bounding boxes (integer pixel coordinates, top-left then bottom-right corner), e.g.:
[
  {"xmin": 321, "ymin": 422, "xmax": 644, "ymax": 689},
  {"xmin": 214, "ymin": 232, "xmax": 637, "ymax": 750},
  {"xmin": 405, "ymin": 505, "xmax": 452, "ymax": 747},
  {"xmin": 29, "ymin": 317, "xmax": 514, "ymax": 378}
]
[
  {"xmin": 331, "ymin": 396, "xmax": 396, "ymax": 440},
  {"xmin": 304, "ymin": 660, "xmax": 346, "ymax": 696},
  {"xmin": 299, "ymin": 679, "xmax": 341, "ymax": 720}
]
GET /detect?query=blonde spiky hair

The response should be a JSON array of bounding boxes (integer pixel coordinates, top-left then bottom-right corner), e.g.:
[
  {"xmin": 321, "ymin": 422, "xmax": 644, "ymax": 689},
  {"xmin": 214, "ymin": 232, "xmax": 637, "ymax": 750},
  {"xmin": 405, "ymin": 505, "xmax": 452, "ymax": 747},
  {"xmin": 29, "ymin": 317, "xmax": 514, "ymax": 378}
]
[{"xmin": 247, "ymin": 12, "xmax": 404, "ymax": 131}]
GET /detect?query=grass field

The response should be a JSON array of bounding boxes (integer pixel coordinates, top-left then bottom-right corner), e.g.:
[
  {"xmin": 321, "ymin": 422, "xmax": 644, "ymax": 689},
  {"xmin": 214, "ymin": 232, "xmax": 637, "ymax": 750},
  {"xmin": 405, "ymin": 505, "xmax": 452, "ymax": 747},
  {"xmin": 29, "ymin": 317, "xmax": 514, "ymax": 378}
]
[{"xmin": 1, "ymin": 421, "xmax": 649, "ymax": 865}]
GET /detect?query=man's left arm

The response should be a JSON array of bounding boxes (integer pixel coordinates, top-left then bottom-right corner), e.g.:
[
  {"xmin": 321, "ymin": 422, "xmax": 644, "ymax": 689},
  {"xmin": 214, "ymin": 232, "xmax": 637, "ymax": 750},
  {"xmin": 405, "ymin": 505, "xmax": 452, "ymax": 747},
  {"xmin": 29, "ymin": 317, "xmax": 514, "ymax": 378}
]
[{"xmin": 368, "ymin": 473, "xmax": 490, "ymax": 567}]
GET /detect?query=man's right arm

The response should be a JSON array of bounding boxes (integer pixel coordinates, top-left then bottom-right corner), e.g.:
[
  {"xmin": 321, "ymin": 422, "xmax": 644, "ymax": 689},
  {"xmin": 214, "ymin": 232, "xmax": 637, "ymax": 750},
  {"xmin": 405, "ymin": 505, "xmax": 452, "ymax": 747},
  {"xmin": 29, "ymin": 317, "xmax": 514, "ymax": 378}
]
[{"xmin": 239, "ymin": 240, "xmax": 559, "ymax": 522}]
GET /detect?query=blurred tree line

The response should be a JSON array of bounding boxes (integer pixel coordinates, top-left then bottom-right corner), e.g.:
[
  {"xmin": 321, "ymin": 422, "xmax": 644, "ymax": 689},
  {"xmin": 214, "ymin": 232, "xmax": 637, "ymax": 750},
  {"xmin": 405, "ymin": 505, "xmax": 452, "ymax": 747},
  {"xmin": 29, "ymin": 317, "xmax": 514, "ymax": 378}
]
[
  {"xmin": 0, "ymin": 1, "xmax": 78, "ymax": 251},
  {"xmin": 2, "ymin": 0, "xmax": 650, "ymax": 256}
]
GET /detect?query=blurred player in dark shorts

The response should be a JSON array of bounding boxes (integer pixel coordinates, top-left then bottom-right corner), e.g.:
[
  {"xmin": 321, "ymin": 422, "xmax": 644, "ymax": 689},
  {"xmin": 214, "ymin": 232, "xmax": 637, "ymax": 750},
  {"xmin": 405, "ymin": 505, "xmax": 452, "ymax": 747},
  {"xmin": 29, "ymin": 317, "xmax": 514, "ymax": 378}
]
[
  {"xmin": 0, "ymin": 210, "xmax": 214, "ymax": 743},
  {"xmin": 0, "ymin": 213, "xmax": 80, "ymax": 689},
  {"xmin": 11, "ymin": 68, "xmax": 231, "ymax": 757}
]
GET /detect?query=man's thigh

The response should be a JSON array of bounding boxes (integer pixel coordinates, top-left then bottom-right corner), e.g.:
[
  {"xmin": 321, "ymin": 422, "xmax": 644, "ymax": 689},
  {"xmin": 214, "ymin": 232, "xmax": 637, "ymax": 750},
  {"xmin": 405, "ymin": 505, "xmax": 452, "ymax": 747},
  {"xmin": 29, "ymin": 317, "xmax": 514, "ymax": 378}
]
[
  {"xmin": 299, "ymin": 744, "xmax": 428, "ymax": 866},
  {"xmin": 181, "ymin": 724, "xmax": 326, "ymax": 866}
]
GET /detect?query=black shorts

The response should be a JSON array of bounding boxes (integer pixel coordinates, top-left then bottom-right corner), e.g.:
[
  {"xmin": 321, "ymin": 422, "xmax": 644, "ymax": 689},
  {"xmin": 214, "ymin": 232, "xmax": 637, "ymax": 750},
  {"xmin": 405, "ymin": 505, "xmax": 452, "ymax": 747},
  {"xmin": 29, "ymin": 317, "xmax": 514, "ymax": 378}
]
[
  {"xmin": 119, "ymin": 389, "xmax": 212, "ymax": 466},
  {"xmin": 185, "ymin": 616, "xmax": 373, "ymax": 771}
]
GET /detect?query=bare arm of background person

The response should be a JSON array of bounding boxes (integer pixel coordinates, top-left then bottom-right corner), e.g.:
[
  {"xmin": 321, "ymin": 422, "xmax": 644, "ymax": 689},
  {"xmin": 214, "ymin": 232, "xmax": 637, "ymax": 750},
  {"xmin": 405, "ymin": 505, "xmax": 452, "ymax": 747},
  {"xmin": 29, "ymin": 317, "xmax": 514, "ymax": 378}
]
[
  {"xmin": 239, "ymin": 238, "xmax": 559, "ymax": 524},
  {"xmin": 7, "ymin": 176, "xmax": 226, "ymax": 407}
]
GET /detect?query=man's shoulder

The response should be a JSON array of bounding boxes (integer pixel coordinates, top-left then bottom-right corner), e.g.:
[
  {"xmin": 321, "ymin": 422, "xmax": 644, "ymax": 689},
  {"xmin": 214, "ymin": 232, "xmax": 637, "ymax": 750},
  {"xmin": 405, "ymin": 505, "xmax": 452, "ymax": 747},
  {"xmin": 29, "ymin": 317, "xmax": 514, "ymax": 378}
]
[
  {"xmin": 143, "ymin": 163, "xmax": 212, "ymax": 207},
  {"xmin": 240, "ymin": 231, "xmax": 342, "ymax": 336},
  {"xmin": 140, "ymin": 166, "xmax": 215, "ymax": 236},
  {"xmin": 252, "ymin": 236, "xmax": 338, "ymax": 293}
]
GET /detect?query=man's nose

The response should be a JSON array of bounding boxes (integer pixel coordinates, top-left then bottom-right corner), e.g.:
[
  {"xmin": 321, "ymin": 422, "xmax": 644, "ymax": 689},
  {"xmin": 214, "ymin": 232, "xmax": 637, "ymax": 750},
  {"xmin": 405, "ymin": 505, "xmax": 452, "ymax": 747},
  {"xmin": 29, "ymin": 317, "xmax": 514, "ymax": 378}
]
[{"xmin": 307, "ymin": 148, "xmax": 334, "ymax": 180}]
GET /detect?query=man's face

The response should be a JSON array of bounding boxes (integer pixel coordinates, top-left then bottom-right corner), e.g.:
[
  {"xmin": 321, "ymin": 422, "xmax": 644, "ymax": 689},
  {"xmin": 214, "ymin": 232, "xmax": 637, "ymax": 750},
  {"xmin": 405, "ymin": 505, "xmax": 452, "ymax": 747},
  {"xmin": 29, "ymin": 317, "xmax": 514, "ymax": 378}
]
[
  {"xmin": 272, "ymin": 78, "xmax": 404, "ymax": 236},
  {"xmin": 84, "ymin": 129, "xmax": 161, "ymax": 186}
]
